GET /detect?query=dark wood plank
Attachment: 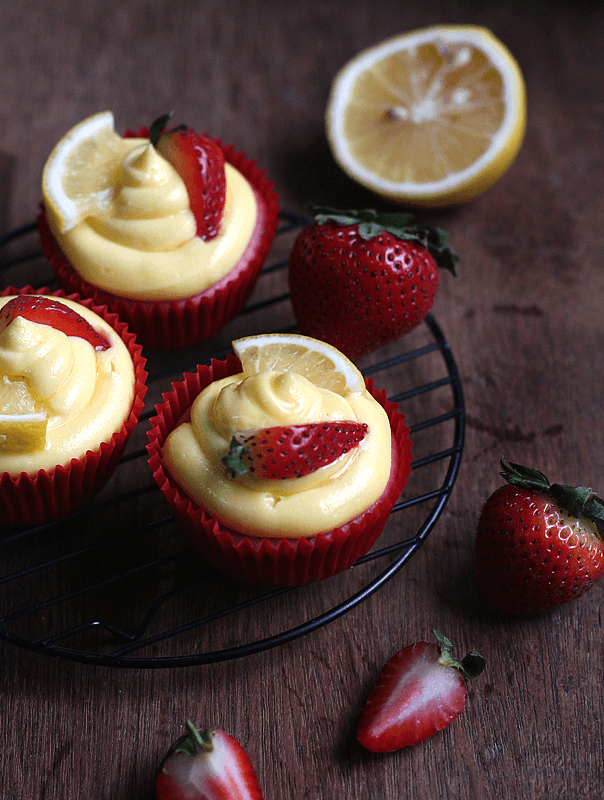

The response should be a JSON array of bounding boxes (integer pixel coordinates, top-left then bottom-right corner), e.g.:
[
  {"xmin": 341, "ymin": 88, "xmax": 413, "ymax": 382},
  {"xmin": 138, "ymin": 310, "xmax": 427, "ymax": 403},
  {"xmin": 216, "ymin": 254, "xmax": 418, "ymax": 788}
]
[{"xmin": 1, "ymin": 1, "xmax": 604, "ymax": 798}]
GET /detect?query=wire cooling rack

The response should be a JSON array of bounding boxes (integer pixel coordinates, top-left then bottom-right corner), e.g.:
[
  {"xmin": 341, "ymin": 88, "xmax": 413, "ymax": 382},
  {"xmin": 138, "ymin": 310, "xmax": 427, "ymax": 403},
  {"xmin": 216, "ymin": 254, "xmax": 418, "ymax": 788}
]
[{"xmin": 0, "ymin": 212, "xmax": 464, "ymax": 668}]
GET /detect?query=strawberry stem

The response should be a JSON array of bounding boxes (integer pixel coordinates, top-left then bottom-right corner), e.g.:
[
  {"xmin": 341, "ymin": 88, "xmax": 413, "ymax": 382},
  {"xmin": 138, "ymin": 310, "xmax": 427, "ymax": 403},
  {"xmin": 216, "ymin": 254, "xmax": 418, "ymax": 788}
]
[
  {"xmin": 432, "ymin": 628, "xmax": 485, "ymax": 681},
  {"xmin": 169, "ymin": 721, "xmax": 213, "ymax": 757},
  {"xmin": 500, "ymin": 457, "xmax": 604, "ymax": 538},
  {"xmin": 307, "ymin": 204, "xmax": 459, "ymax": 275}
]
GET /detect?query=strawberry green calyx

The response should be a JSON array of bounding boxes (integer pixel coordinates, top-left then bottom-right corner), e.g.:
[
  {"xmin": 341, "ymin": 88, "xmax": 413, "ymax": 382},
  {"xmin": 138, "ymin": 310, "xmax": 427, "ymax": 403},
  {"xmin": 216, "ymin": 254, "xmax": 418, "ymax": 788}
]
[
  {"xmin": 149, "ymin": 113, "xmax": 172, "ymax": 147},
  {"xmin": 166, "ymin": 720, "xmax": 213, "ymax": 758},
  {"xmin": 156, "ymin": 724, "xmax": 265, "ymax": 800},
  {"xmin": 499, "ymin": 458, "xmax": 604, "ymax": 538},
  {"xmin": 307, "ymin": 204, "xmax": 459, "ymax": 275},
  {"xmin": 223, "ymin": 438, "xmax": 249, "ymax": 478},
  {"xmin": 149, "ymin": 113, "xmax": 187, "ymax": 147},
  {"xmin": 432, "ymin": 628, "xmax": 485, "ymax": 681}
]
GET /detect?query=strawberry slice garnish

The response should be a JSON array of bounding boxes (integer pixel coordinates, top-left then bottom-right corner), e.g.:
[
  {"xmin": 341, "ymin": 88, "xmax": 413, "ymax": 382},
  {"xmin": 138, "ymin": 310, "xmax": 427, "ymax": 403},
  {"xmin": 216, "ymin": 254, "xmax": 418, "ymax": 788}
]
[
  {"xmin": 222, "ymin": 420, "xmax": 368, "ymax": 479},
  {"xmin": 155, "ymin": 721, "xmax": 264, "ymax": 800},
  {"xmin": 150, "ymin": 113, "xmax": 226, "ymax": 241},
  {"xmin": 357, "ymin": 629, "xmax": 485, "ymax": 752},
  {"xmin": 475, "ymin": 458, "xmax": 604, "ymax": 614},
  {"xmin": 0, "ymin": 295, "xmax": 110, "ymax": 351}
]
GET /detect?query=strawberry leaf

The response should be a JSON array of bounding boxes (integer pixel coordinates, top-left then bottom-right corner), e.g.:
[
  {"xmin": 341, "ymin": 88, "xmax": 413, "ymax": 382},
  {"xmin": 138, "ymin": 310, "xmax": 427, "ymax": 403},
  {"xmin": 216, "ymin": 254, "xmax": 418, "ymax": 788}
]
[
  {"xmin": 432, "ymin": 628, "xmax": 453, "ymax": 652},
  {"xmin": 149, "ymin": 113, "xmax": 189, "ymax": 147},
  {"xmin": 223, "ymin": 438, "xmax": 250, "ymax": 478},
  {"xmin": 549, "ymin": 484, "xmax": 604, "ymax": 538},
  {"xmin": 499, "ymin": 458, "xmax": 551, "ymax": 491},
  {"xmin": 500, "ymin": 457, "xmax": 604, "ymax": 539},
  {"xmin": 460, "ymin": 651, "xmax": 487, "ymax": 679},
  {"xmin": 582, "ymin": 494, "xmax": 604, "ymax": 538},
  {"xmin": 357, "ymin": 221, "xmax": 388, "ymax": 239},
  {"xmin": 149, "ymin": 113, "xmax": 173, "ymax": 147}
]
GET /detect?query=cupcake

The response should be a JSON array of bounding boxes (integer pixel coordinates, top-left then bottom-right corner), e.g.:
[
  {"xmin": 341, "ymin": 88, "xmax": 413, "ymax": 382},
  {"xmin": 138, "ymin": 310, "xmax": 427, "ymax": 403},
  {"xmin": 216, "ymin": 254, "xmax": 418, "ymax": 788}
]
[
  {"xmin": 0, "ymin": 287, "xmax": 147, "ymax": 525},
  {"xmin": 39, "ymin": 111, "xmax": 280, "ymax": 350},
  {"xmin": 147, "ymin": 334, "xmax": 412, "ymax": 586}
]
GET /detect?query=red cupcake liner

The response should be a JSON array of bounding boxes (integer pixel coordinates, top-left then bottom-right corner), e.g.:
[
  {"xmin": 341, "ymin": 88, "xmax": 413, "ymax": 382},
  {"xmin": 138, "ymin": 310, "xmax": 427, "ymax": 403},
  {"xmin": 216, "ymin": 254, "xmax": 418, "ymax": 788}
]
[
  {"xmin": 147, "ymin": 354, "xmax": 413, "ymax": 587},
  {"xmin": 39, "ymin": 142, "xmax": 280, "ymax": 350},
  {"xmin": 0, "ymin": 286, "xmax": 148, "ymax": 526}
]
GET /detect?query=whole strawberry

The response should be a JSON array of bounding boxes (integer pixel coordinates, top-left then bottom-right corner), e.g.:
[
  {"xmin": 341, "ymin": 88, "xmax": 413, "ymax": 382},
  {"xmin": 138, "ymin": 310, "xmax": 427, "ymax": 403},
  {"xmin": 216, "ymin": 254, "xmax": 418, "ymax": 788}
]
[
  {"xmin": 147, "ymin": 114, "xmax": 227, "ymax": 241},
  {"xmin": 288, "ymin": 206, "xmax": 458, "ymax": 361},
  {"xmin": 357, "ymin": 628, "xmax": 485, "ymax": 752},
  {"xmin": 155, "ymin": 721, "xmax": 264, "ymax": 800},
  {"xmin": 475, "ymin": 459, "xmax": 604, "ymax": 614},
  {"xmin": 223, "ymin": 420, "xmax": 368, "ymax": 479}
]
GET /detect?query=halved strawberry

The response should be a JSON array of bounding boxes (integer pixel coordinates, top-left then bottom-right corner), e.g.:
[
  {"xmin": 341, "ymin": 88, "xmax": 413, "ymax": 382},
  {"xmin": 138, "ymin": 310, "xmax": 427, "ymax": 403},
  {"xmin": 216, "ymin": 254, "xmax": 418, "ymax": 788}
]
[
  {"xmin": 150, "ymin": 113, "xmax": 226, "ymax": 241},
  {"xmin": 357, "ymin": 629, "xmax": 485, "ymax": 752},
  {"xmin": 155, "ymin": 722, "xmax": 264, "ymax": 800},
  {"xmin": 222, "ymin": 420, "xmax": 368, "ymax": 479},
  {"xmin": 0, "ymin": 295, "xmax": 110, "ymax": 351}
]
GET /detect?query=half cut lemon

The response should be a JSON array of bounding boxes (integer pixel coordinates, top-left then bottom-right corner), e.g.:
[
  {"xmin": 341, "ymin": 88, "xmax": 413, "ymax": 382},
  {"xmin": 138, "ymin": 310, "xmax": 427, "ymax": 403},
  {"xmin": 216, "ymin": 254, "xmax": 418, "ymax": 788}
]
[
  {"xmin": 232, "ymin": 333, "xmax": 365, "ymax": 396},
  {"xmin": 326, "ymin": 25, "xmax": 527, "ymax": 207}
]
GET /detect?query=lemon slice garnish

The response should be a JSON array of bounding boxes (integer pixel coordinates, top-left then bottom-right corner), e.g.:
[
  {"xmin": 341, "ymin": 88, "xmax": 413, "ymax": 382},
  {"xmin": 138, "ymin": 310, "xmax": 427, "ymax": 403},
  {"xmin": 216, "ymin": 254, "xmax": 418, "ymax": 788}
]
[
  {"xmin": 232, "ymin": 333, "xmax": 365, "ymax": 396},
  {"xmin": 0, "ymin": 375, "xmax": 47, "ymax": 454},
  {"xmin": 326, "ymin": 25, "xmax": 526, "ymax": 207},
  {"xmin": 0, "ymin": 413, "xmax": 47, "ymax": 454},
  {"xmin": 42, "ymin": 111, "xmax": 145, "ymax": 234}
]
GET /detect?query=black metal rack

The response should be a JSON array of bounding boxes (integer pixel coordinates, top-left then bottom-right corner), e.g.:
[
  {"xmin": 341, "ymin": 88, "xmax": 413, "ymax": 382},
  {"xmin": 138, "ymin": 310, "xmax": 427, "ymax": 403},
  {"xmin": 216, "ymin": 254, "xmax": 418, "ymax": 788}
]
[{"xmin": 0, "ymin": 213, "xmax": 464, "ymax": 667}]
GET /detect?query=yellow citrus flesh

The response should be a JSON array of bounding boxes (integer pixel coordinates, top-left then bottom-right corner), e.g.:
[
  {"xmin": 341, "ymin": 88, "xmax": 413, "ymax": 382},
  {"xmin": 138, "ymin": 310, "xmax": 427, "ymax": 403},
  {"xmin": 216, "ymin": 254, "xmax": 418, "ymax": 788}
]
[
  {"xmin": 0, "ymin": 414, "xmax": 47, "ymax": 454},
  {"xmin": 0, "ymin": 375, "xmax": 39, "ymax": 414},
  {"xmin": 232, "ymin": 333, "xmax": 365, "ymax": 396},
  {"xmin": 326, "ymin": 25, "xmax": 527, "ymax": 207},
  {"xmin": 42, "ymin": 111, "xmax": 143, "ymax": 234},
  {"xmin": 0, "ymin": 377, "xmax": 47, "ymax": 453}
]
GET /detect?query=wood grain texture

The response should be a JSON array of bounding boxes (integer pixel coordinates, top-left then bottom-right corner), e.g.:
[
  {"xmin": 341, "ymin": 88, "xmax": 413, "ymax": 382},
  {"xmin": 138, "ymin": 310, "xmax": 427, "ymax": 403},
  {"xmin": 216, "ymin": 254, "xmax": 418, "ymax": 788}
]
[{"xmin": 1, "ymin": 0, "xmax": 604, "ymax": 798}]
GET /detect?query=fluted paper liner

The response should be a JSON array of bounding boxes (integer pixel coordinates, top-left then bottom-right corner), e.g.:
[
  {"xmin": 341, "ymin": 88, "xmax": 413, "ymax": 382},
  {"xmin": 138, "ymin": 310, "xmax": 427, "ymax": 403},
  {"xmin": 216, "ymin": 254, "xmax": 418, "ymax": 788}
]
[
  {"xmin": 147, "ymin": 354, "xmax": 413, "ymax": 587},
  {"xmin": 0, "ymin": 286, "xmax": 148, "ymax": 526},
  {"xmin": 39, "ymin": 142, "xmax": 280, "ymax": 350}
]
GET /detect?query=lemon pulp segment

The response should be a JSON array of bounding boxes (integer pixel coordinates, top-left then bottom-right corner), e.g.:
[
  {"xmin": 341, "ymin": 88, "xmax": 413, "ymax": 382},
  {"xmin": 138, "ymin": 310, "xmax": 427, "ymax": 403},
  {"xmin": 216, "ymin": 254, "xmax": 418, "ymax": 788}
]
[
  {"xmin": 0, "ymin": 339, "xmax": 47, "ymax": 454},
  {"xmin": 61, "ymin": 126, "xmax": 129, "ymax": 216}
]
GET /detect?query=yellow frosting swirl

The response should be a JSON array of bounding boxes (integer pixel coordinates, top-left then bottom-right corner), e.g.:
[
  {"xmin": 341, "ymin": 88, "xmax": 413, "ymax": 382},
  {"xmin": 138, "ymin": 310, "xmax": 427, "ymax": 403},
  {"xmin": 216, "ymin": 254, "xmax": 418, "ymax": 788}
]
[
  {"xmin": 44, "ymin": 138, "xmax": 258, "ymax": 301},
  {"xmin": 0, "ymin": 296, "xmax": 135, "ymax": 475},
  {"xmin": 162, "ymin": 370, "xmax": 392, "ymax": 538}
]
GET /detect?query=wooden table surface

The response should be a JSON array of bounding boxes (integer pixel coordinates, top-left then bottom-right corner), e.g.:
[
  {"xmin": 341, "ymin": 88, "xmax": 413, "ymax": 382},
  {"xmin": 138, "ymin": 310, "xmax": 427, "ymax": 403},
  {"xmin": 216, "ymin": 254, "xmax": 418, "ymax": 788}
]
[{"xmin": 1, "ymin": 1, "xmax": 603, "ymax": 798}]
